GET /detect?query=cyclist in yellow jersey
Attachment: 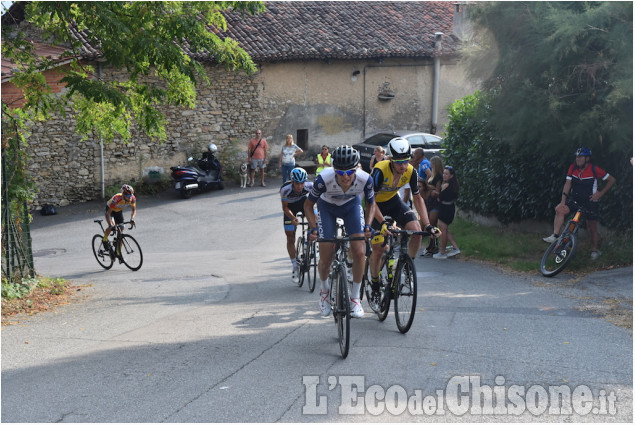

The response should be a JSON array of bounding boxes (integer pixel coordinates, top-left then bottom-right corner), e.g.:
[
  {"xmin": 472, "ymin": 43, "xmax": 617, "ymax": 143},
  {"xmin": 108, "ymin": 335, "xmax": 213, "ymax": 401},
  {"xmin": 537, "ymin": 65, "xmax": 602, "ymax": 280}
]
[{"xmin": 369, "ymin": 138, "xmax": 439, "ymax": 303}]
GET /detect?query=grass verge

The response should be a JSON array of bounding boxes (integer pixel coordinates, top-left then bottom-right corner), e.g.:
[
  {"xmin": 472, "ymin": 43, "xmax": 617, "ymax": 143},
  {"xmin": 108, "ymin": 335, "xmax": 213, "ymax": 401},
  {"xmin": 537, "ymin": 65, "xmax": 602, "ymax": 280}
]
[
  {"xmin": 448, "ymin": 216, "xmax": 633, "ymax": 274},
  {"xmin": 1, "ymin": 276, "xmax": 81, "ymax": 325}
]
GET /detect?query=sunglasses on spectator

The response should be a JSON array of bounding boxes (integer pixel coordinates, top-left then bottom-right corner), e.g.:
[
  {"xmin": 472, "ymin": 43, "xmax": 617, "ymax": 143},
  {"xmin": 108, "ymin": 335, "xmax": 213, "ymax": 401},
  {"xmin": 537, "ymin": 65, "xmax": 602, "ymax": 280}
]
[
  {"xmin": 392, "ymin": 158, "xmax": 410, "ymax": 165},
  {"xmin": 335, "ymin": 168, "xmax": 356, "ymax": 176}
]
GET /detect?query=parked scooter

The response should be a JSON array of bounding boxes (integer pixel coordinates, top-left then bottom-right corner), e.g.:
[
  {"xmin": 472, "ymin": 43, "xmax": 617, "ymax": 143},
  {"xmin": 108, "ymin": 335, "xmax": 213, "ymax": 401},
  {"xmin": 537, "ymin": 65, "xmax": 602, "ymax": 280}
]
[{"xmin": 170, "ymin": 143, "xmax": 224, "ymax": 199}]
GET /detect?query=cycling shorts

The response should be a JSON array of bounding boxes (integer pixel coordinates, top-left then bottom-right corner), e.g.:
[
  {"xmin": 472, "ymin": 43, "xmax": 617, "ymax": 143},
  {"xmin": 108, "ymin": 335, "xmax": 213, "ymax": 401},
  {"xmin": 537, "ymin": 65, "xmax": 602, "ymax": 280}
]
[
  {"xmin": 567, "ymin": 197, "xmax": 599, "ymax": 221},
  {"xmin": 105, "ymin": 206, "xmax": 124, "ymax": 225},
  {"xmin": 316, "ymin": 197, "xmax": 364, "ymax": 239},
  {"xmin": 284, "ymin": 199, "xmax": 307, "ymax": 232},
  {"xmin": 371, "ymin": 195, "xmax": 418, "ymax": 230}
]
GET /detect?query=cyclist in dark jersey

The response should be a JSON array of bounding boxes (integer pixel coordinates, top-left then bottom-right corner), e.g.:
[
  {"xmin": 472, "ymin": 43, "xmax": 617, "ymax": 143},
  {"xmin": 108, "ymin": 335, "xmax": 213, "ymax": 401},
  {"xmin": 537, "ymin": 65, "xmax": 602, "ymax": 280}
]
[
  {"xmin": 280, "ymin": 168, "xmax": 314, "ymax": 283},
  {"xmin": 543, "ymin": 147, "xmax": 616, "ymax": 260}
]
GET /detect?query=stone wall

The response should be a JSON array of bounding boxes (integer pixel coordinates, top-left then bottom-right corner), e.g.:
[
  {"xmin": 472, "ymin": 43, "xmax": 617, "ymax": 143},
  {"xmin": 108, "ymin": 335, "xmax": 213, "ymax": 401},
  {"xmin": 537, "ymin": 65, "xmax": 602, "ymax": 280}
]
[{"xmin": 22, "ymin": 65, "xmax": 261, "ymax": 208}]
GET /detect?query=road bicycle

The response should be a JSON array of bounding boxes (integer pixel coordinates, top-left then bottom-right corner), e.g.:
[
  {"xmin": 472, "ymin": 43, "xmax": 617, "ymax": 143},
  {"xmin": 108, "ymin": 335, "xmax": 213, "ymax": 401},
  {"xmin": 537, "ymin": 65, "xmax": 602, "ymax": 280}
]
[
  {"xmin": 361, "ymin": 223, "xmax": 431, "ymax": 334},
  {"xmin": 540, "ymin": 194, "xmax": 589, "ymax": 277},
  {"xmin": 92, "ymin": 220, "xmax": 143, "ymax": 271},
  {"xmin": 317, "ymin": 234, "xmax": 366, "ymax": 359},
  {"xmin": 295, "ymin": 213, "xmax": 318, "ymax": 292}
]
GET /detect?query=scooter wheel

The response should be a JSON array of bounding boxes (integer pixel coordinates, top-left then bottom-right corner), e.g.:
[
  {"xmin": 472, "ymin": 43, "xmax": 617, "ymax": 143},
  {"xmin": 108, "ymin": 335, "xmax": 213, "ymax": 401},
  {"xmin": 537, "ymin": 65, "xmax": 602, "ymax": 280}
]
[{"xmin": 180, "ymin": 188, "xmax": 193, "ymax": 199}]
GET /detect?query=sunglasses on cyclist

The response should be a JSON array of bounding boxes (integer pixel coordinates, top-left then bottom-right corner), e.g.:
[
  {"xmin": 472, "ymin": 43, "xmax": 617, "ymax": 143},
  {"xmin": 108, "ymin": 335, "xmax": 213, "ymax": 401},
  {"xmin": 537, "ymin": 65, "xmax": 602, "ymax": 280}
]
[
  {"xmin": 335, "ymin": 168, "xmax": 356, "ymax": 176},
  {"xmin": 392, "ymin": 158, "xmax": 410, "ymax": 165},
  {"xmin": 124, "ymin": 194, "xmax": 133, "ymax": 198}
]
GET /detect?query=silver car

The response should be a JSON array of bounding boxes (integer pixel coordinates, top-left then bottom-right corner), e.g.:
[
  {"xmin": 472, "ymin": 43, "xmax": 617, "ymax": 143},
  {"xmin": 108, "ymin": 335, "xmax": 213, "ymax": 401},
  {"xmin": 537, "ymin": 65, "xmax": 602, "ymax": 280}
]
[{"xmin": 353, "ymin": 131, "xmax": 444, "ymax": 172}]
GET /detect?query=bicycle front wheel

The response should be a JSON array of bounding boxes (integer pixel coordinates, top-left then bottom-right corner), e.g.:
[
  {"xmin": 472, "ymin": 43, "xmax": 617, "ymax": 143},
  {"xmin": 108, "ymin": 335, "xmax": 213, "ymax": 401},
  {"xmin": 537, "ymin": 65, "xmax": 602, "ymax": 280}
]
[
  {"xmin": 336, "ymin": 264, "xmax": 351, "ymax": 359},
  {"xmin": 119, "ymin": 234, "xmax": 143, "ymax": 271},
  {"xmin": 394, "ymin": 255, "xmax": 417, "ymax": 334},
  {"xmin": 306, "ymin": 241, "xmax": 317, "ymax": 293},
  {"xmin": 296, "ymin": 236, "xmax": 305, "ymax": 287},
  {"xmin": 92, "ymin": 234, "xmax": 114, "ymax": 270},
  {"xmin": 377, "ymin": 262, "xmax": 391, "ymax": 322},
  {"xmin": 540, "ymin": 232, "xmax": 577, "ymax": 277}
]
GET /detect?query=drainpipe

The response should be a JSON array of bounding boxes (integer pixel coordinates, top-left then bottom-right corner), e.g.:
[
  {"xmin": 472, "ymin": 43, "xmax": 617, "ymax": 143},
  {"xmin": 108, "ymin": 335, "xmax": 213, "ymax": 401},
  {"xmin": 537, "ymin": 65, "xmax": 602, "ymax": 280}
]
[
  {"xmin": 98, "ymin": 62, "xmax": 105, "ymax": 199},
  {"xmin": 431, "ymin": 32, "xmax": 443, "ymax": 135}
]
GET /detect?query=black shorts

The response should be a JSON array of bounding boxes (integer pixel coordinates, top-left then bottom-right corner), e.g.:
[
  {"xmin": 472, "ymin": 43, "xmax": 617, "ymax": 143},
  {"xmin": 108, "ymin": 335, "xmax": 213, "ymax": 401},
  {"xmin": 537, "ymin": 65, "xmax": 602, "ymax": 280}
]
[
  {"xmin": 372, "ymin": 195, "xmax": 418, "ymax": 230},
  {"xmin": 283, "ymin": 199, "xmax": 306, "ymax": 231},
  {"xmin": 567, "ymin": 197, "xmax": 599, "ymax": 221},
  {"xmin": 438, "ymin": 203, "xmax": 456, "ymax": 225},
  {"xmin": 105, "ymin": 206, "xmax": 124, "ymax": 225}
]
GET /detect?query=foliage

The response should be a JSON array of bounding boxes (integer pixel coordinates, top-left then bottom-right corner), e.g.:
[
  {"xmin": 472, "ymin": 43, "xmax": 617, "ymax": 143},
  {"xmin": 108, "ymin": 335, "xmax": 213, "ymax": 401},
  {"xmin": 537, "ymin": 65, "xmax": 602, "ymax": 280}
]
[
  {"xmin": 2, "ymin": 1, "xmax": 265, "ymax": 144},
  {"xmin": 444, "ymin": 91, "xmax": 633, "ymax": 229},
  {"xmin": 445, "ymin": 2, "xmax": 633, "ymax": 229},
  {"xmin": 464, "ymin": 2, "xmax": 632, "ymax": 158}
]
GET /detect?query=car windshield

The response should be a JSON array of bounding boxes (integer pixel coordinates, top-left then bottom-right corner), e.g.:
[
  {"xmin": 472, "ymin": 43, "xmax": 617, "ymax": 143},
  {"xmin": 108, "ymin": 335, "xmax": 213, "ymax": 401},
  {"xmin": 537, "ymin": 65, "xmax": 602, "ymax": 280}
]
[
  {"xmin": 425, "ymin": 135, "xmax": 443, "ymax": 148},
  {"xmin": 363, "ymin": 133, "xmax": 395, "ymax": 146}
]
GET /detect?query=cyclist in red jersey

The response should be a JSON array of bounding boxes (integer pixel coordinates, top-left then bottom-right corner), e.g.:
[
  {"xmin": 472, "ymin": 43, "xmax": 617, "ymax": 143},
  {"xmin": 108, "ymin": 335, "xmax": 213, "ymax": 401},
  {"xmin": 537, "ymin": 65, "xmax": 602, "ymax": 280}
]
[
  {"xmin": 102, "ymin": 184, "xmax": 137, "ymax": 247},
  {"xmin": 543, "ymin": 148, "xmax": 616, "ymax": 260}
]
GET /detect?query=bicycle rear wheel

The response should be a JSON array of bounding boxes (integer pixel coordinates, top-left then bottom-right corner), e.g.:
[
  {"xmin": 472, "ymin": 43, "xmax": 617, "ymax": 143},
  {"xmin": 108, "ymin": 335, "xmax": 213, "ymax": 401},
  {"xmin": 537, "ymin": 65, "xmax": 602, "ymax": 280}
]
[
  {"xmin": 394, "ymin": 255, "xmax": 417, "ymax": 334},
  {"xmin": 540, "ymin": 232, "xmax": 577, "ymax": 277},
  {"xmin": 336, "ymin": 264, "xmax": 351, "ymax": 359},
  {"xmin": 92, "ymin": 234, "xmax": 114, "ymax": 269},
  {"xmin": 296, "ymin": 236, "xmax": 305, "ymax": 287},
  {"xmin": 119, "ymin": 234, "xmax": 143, "ymax": 271},
  {"xmin": 306, "ymin": 241, "xmax": 317, "ymax": 293}
]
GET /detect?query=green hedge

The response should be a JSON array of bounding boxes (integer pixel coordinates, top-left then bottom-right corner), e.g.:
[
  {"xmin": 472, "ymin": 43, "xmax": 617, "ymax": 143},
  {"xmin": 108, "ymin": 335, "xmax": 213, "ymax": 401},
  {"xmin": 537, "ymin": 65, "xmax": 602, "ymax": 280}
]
[{"xmin": 443, "ymin": 92, "xmax": 633, "ymax": 229}]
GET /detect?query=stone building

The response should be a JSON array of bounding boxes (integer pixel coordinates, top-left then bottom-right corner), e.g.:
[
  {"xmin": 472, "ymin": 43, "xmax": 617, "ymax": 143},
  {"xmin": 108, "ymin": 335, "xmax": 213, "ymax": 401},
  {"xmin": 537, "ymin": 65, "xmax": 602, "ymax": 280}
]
[{"xmin": 1, "ymin": 1, "xmax": 477, "ymax": 207}]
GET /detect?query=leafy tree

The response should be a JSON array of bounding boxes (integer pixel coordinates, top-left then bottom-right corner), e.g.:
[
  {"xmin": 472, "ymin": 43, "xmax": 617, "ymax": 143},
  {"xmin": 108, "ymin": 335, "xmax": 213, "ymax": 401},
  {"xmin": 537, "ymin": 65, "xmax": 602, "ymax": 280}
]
[
  {"xmin": 2, "ymin": 1, "xmax": 265, "ymax": 145},
  {"xmin": 463, "ymin": 1, "xmax": 632, "ymax": 158}
]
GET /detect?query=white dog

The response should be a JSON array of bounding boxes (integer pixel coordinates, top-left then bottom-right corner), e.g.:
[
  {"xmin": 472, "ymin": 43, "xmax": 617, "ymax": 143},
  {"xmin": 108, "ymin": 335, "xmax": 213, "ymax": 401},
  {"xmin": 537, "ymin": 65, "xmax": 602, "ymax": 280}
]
[{"xmin": 239, "ymin": 163, "xmax": 250, "ymax": 188}]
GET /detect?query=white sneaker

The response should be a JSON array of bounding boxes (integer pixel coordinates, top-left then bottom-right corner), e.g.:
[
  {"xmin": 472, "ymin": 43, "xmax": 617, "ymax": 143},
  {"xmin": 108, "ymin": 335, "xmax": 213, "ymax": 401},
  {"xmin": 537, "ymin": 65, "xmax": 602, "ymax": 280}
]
[
  {"xmin": 292, "ymin": 266, "xmax": 300, "ymax": 283},
  {"xmin": 349, "ymin": 298, "xmax": 364, "ymax": 318},
  {"xmin": 447, "ymin": 249, "xmax": 461, "ymax": 257},
  {"xmin": 319, "ymin": 291, "xmax": 331, "ymax": 316},
  {"xmin": 543, "ymin": 234, "xmax": 557, "ymax": 243},
  {"xmin": 433, "ymin": 252, "xmax": 448, "ymax": 260}
]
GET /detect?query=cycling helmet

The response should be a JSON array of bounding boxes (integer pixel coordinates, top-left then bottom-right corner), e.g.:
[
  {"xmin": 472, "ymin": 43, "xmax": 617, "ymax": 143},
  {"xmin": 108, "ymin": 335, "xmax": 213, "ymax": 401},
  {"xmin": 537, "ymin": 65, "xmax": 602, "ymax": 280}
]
[
  {"xmin": 388, "ymin": 137, "xmax": 412, "ymax": 159},
  {"xmin": 290, "ymin": 167, "xmax": 308, "ymax": 183},
  {"xmin": 208, "ymin": 143, "xmax": 218, "ymax": 153},
  {"xmin": 331, "ymin": 145, "xmax": 360, "ymax": 170},
  {"xmin": 575, "ymin": 147, "xmax": 591, "ymax": 157},
  {"xmin": 121, "ymin": 184, "xmax": 134, "ymax": 195}
]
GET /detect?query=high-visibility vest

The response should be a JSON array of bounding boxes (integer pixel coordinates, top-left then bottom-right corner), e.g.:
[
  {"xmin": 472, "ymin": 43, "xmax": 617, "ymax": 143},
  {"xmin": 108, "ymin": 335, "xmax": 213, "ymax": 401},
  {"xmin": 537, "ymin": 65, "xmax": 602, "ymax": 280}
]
[{"xmin": 316, "ymin": 153, "xmax": 331, "ymax": 175}]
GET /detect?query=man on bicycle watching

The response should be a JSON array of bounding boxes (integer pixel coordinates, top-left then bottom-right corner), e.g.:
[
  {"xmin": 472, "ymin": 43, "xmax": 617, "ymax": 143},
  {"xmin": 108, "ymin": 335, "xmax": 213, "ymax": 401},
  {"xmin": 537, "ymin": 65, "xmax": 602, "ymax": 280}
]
[
  {"xmin": 103, "ymin": 184, "xmax": 137, "ymax": 247},
  {"xmin": 543, "ymin": 147, "xmax": 616, "ymax": 260},
  {"xmin": 304, "ymin": 145, "xmax": 375, "ymax": 318},
  {"xmin": 280, "ymin": 167, "xmax": 313, "ymax": 283},
  {"xmin": 369, "ymin": 138, "xmax": 439, "ymax": 304}
]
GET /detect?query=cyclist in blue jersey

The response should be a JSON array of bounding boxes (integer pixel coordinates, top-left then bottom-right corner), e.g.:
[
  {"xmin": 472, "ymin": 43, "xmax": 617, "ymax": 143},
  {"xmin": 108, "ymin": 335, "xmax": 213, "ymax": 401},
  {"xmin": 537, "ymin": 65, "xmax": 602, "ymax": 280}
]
[
  {"xmin": 304, "ymin": 145, "xmax": 375, "ymax": 318},
  {"xmin": 280, "ymin": 167, "xmax": 314, "ymax": 282}
]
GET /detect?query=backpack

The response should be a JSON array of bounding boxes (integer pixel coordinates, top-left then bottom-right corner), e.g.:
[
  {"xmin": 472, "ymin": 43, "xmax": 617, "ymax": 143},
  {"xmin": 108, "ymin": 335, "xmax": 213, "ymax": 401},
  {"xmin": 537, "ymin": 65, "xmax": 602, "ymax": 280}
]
[{"xmin": 40, "ymin": 204, "xmax": 57, "ymax": 216}]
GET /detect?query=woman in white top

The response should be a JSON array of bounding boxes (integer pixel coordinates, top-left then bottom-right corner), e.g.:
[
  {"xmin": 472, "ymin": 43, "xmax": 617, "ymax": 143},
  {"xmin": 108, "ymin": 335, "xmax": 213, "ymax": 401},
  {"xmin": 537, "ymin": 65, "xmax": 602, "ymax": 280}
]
[{"xmin": 279, "ymin": 134, "xmax": 304, "ymax": 183}]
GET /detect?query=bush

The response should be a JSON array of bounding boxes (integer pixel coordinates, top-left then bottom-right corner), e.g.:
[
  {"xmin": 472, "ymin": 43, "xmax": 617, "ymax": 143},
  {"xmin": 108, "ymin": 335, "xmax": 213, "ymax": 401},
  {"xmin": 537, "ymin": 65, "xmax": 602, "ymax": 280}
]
[{"xmin": 444, "ymin": 92, "xmax": 633, "ymax": 230}]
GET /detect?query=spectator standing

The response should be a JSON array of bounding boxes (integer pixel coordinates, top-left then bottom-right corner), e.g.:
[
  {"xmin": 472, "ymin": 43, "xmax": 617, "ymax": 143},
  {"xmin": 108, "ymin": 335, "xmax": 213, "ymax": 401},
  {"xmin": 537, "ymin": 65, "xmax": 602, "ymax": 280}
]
[
  {"xmin": 433, "ymin": 166, "xmax": 461, "ymax": 259},
  {"xmin": 316, "ymin": 145, "xmax": 332, "ymax": 175},
  {"xmin": 247, "ymin": 129, "xmax": 269, "ymax": 187},
  {"xmin": 369, "ymin": 146, "xmax": 387, "ymax": 170},
  {"xmin": 543, "ymin": 147, "xmax": 616, "ymax": 260},
  {"xmin": 421, "ymin": 156, "xmax": 444, "ymax": 257},
  {"xmin": 279, "ymin": 134, "xmax": 304, "ymax": 183}
]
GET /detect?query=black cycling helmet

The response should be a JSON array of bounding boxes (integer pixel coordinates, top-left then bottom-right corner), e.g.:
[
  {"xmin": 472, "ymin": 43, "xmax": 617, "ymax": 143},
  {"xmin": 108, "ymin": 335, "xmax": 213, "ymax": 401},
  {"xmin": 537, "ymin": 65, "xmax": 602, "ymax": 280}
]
[
  {"xmin": 388, "ymin": 137, "xmax": 412, "ymax": 160},
  {"xmin": 575, "ymin": 147, "xmax": 591, "ymax": 157},
  {"xmin": 331, "ymin": 145, "xmax": 360, "ymax": 170}
]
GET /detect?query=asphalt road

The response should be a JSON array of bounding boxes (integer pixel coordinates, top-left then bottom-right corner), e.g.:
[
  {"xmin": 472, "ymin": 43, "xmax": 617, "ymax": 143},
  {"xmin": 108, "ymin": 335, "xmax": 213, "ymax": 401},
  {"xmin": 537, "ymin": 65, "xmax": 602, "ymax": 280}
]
[{"xmin": 2, "ymin": 182, "xmax": 632, "ymax": 422}]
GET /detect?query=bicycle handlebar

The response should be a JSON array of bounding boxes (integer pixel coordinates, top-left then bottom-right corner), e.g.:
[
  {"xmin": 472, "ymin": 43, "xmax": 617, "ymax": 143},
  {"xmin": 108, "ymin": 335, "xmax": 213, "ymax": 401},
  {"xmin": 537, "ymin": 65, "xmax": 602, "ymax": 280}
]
[{"xmin": 317, "ymin": 236, "xmax": 367, "ymax": 243}]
